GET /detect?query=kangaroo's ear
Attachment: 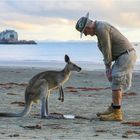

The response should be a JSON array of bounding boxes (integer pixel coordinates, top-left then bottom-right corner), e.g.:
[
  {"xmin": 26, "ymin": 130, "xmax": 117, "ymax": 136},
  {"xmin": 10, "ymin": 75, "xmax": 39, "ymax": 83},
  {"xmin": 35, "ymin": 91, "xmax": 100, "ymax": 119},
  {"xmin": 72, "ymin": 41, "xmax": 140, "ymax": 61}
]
[{"xmin": 65, "ymin": 55, "xmax": 70, "ymax": 63}]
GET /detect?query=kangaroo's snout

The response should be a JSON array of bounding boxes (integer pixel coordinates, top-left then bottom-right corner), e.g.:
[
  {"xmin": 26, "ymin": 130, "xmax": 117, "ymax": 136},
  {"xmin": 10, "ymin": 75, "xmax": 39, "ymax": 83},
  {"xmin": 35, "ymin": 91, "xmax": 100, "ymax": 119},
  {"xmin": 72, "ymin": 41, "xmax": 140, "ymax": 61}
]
[{"xmin": 77, "ymin": 67, "xmax": 82, "ymax": 72}]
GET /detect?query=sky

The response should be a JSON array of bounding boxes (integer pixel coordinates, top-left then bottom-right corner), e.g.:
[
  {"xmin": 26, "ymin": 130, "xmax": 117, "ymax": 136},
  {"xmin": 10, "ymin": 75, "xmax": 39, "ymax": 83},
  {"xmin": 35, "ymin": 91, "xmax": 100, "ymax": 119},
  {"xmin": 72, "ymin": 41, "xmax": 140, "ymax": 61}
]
[{"xmin": 0, "ymin": 0, "xmax": 140, "ymax": 42}]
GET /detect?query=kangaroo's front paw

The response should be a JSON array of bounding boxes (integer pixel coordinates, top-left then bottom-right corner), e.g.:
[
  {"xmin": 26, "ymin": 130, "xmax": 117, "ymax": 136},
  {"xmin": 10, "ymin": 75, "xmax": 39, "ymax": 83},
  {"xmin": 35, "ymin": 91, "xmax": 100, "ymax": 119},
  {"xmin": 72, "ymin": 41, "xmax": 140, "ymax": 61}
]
[
  {"xmin": 61, "ymin": 98, "xmax": 64, "ymax": 102},
  {"xmin": 58, "ymin": 97, "xmax": 64, "ymax": 102}
]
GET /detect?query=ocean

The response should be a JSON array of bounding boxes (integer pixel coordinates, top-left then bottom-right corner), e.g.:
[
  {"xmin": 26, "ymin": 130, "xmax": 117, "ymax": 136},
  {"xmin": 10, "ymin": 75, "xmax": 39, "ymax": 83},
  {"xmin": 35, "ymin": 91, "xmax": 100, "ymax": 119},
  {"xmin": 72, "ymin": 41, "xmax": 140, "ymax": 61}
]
[{"xmin": 0, "ymin": 41, "xmax": 139, "ymax": 71}]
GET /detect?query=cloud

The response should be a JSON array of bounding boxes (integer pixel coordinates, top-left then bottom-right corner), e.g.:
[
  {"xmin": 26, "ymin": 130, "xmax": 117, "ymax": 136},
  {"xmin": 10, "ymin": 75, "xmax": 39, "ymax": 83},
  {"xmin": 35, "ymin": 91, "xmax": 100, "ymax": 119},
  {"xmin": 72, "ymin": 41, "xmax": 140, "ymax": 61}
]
[
  {"xmin": 84, "ymin": 0, "xmax": 140, "ymax": 28},
  {"xmin": 0, "ymin": 0, "xmax": 140, "ymax": 41},
  {"xmin": 3, "ymin": 0, "xmax": 140, "ymax": 27}
]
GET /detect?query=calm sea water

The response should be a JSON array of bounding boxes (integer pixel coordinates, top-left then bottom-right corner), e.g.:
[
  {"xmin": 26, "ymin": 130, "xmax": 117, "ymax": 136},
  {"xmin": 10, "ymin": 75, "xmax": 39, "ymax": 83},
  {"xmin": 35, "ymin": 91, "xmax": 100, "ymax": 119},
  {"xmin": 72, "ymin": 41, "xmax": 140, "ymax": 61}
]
[{"xmin": 0, "ymin": 41, "xmax": 139, "ymax": 70}]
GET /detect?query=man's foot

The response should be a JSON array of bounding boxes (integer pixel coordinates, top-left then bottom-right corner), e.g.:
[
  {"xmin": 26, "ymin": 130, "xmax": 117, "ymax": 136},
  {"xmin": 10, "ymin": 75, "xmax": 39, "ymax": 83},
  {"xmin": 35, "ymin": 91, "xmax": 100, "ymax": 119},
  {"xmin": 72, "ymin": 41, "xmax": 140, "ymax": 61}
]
[
  {"xmin": 96, "ymin": 104, "xmax": 113, "ymax": 117},
  {"xmin": 99, "ymin": 108, "xmax": 123, "ymax": 121}
]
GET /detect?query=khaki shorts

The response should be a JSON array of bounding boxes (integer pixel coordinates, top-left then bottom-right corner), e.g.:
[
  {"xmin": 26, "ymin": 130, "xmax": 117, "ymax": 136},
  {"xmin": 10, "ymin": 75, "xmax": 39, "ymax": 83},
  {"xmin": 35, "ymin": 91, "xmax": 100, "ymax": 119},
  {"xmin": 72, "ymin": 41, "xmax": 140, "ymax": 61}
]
[{"xmin": 111, "ymin": 50, "xmax": 137, "ymax": 91}]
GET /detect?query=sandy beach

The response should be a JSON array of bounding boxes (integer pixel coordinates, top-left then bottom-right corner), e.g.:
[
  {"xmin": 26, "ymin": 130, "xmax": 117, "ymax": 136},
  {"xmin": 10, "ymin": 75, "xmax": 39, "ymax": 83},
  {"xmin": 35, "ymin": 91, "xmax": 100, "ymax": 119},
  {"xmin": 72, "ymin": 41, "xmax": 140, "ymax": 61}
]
[{"xmin": 0, "ymin": 67, "xmax": 140, "ymax": 140}]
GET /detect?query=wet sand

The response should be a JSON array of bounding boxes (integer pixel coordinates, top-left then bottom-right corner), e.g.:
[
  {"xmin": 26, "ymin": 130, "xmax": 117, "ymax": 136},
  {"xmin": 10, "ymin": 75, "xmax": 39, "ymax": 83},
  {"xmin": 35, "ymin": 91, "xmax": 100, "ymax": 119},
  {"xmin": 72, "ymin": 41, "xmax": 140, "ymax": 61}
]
[{"xmin": 0, "ymin": 67, "xmax": 140, "ymax": 140}]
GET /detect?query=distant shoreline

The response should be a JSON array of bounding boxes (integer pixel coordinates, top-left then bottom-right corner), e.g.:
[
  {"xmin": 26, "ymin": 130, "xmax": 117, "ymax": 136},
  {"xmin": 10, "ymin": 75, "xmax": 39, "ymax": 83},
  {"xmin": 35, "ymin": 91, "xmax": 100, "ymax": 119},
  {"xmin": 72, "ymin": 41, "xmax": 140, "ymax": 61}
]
[
  {"xmin": 0, "ymin": 40, "xmax": 37, "ymax": 45},
  {"xmin": 0, "ymin": 60, "xmax": 139, "ymax": 71}
]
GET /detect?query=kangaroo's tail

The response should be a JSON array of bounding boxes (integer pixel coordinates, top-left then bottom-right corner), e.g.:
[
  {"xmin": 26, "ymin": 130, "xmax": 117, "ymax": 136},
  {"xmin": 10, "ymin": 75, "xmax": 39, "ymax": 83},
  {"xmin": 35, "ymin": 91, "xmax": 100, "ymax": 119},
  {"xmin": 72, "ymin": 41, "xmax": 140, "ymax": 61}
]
[{"xmin": 0, "ymin": 100, "xmax": 32, "ymax": 117}]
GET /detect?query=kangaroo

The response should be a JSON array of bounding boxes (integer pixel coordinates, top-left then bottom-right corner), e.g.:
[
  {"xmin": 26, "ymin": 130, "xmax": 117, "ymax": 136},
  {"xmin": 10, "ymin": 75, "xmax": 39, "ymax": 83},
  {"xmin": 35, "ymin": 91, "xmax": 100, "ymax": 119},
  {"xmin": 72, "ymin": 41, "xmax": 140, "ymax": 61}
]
[{"xmin": 0, "ymin": 55, "xmax": 81, "ymax": 118}]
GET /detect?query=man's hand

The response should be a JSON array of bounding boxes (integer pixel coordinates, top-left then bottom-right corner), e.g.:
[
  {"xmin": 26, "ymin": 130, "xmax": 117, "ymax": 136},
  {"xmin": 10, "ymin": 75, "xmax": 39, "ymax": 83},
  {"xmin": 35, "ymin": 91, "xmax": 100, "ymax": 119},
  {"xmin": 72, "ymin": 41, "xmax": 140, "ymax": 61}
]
[{"xmin": 106, "ymin": 68, "xmax": 112, "ymax": 82}]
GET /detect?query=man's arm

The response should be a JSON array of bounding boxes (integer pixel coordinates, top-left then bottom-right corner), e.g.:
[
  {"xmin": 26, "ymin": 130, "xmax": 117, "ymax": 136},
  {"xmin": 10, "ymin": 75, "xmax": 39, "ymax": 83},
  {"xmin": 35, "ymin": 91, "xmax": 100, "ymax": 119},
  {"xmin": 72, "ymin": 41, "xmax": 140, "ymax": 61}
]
[
  {"xmin": 99, "ymin": 28, "xmax": 112, "ymax": 81},
  {"xmin": 100, "ymin": 30, "xmax": 112, "ymax": 66}
]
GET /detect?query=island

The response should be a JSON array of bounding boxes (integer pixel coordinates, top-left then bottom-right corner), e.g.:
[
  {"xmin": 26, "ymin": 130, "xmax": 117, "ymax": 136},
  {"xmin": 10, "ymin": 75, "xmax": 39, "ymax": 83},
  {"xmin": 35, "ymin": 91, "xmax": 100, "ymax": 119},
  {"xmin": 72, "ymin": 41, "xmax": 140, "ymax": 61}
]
[{"xmin": 0, "ymin": 30, "xmax": 37, "ymax": 44}]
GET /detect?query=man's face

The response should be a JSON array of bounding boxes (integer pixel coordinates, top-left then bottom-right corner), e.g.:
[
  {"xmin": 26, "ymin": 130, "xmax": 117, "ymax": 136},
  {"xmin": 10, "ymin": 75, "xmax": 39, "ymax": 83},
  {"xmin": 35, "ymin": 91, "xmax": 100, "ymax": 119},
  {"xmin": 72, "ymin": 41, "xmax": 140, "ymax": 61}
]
[{"xmin": 83, "ymin": 26, "xmax": 95, "ymax": 36}]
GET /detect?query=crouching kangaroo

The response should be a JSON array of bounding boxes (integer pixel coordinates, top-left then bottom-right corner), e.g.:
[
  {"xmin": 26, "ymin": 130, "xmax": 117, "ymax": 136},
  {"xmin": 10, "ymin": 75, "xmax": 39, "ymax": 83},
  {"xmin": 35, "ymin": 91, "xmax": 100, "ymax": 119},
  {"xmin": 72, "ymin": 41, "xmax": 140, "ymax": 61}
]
[{"xmin": 0, "ymin": 55, "xmax": 81, "ymax": 118}]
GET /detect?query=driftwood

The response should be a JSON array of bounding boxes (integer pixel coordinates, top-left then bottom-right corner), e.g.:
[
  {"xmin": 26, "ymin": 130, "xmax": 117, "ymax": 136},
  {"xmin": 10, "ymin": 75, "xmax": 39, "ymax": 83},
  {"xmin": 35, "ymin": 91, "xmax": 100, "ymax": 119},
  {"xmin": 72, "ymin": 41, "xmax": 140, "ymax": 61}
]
[{"xmin": 122, "ymin": 121, "xmax": 140, "ymax": 126}]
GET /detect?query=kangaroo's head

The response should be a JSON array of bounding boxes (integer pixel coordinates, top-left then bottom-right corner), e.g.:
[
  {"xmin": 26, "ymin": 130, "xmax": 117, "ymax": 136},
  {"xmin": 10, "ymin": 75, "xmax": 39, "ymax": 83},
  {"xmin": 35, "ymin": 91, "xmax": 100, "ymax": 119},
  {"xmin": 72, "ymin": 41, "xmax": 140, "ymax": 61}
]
[{"xmin": 64, "ymin": 55, "xmax": 82, "ymax": 72}]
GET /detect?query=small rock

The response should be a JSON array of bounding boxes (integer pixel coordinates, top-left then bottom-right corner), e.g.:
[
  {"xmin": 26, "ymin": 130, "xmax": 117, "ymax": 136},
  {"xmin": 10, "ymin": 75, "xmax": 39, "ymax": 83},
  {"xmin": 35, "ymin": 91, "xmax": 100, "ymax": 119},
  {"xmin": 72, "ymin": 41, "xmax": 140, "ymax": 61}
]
[
  {"xmin": 122, "ymin": 134, "xmax": 129, "ymax": 138},
  {"xmin": 9, "ymin": 134, "xmax": 20, "ymax": 137}
]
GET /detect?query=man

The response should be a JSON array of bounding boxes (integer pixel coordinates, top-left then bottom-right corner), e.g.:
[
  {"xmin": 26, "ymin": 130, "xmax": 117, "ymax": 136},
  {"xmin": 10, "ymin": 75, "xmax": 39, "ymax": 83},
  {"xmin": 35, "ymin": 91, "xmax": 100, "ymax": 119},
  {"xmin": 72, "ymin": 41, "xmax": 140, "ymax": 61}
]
[{"xmin": 75, "ymin": 12, "xmax": 137, "ymax": 121}]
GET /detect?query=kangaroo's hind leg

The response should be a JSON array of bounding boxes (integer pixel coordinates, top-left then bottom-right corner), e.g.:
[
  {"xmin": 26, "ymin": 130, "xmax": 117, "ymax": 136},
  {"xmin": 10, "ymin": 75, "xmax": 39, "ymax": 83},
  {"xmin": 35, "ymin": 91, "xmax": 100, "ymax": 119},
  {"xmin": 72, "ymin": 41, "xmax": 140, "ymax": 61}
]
[
  {"xmin": 38, "ymin": 79, "xmax": 48, "ymax": 118},
  {"xmin": 46, "ymin": 90, "xmax": 50, "ymax": 116},
  {"xmin": 40, "ymin": 81, "xmax": 56, "ymax": 119}
]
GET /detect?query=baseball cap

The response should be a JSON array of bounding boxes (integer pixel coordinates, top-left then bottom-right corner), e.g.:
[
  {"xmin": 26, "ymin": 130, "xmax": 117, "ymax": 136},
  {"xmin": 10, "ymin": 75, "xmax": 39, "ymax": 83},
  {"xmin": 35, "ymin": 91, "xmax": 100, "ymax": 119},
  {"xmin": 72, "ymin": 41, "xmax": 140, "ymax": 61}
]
[{"xmin": 75, "ymin": 12, "xmax": 89, "ymax": 38}]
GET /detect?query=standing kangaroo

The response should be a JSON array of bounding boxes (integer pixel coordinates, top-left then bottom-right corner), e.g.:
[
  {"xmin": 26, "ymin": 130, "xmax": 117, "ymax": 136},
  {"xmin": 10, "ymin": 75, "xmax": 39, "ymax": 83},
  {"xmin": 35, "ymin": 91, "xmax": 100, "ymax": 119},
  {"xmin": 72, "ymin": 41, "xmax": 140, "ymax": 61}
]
[{"xmin": 0, "ymin": 55, "xmax": 81, "ymax": 118}]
